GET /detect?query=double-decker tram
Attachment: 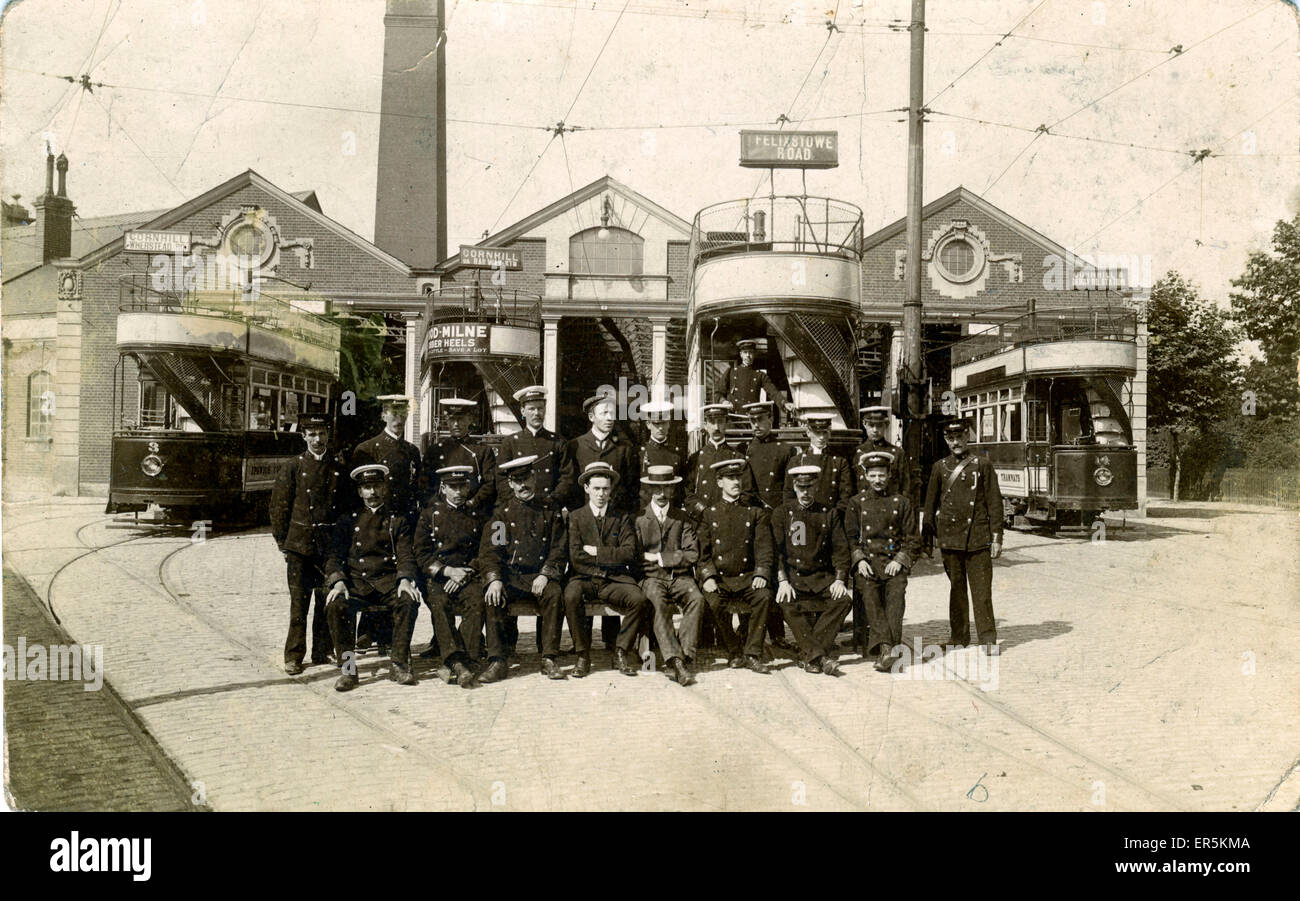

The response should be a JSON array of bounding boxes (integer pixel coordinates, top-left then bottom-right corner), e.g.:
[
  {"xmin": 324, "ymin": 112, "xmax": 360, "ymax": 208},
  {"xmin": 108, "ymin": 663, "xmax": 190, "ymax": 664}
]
[
  {"xmin": 948, "ymin": 303, "xmax": 1139, "ymax": 530},
  {"xmin": 106, "ymin": 277, "xmax": 341, "ymax": 525}
]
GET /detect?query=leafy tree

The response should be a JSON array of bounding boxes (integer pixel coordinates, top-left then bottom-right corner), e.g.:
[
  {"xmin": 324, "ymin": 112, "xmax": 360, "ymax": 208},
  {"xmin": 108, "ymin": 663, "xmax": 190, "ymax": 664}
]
[
  {"xmin": 1145, "ymin": 272, "xmax": 1241, "ymax": 500},
  {"xmin": 1229, "ymin": 212, "xmax": 1300, "ymax": 421}
]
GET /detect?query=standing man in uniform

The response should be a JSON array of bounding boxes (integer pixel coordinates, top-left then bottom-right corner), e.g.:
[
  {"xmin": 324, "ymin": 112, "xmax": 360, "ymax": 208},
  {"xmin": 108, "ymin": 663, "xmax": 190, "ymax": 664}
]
[
  {"xmin": 415, "ymin": 465, "xmax": 484, "ymax": 690},
  {"xmin": 852, "ymin": 406, "xmax": 917, "ymax": 503},
  {"xmin": 721, "ymin": 338, "xmax": 788, "ymax": 419},
  {"xmin": 685, "ymin": 403, "xmax": 757, "ymax": 521},
  {"xmin": 563, "ymin": 463, "xmax": 648, "ymax": 677},
  {"xmin": 923, "ymin": 420, "xmax": 1004, "ymax": 652},
  {"xmin": 635, "ymin": 465, "xmax": 703, "ymax": 686},
  {"xmin": 270, "ymin": 411, "xmax": 348, "ymax": 675},
  {"xmin": 323, "ymin": 465, "xmax": 421, "ymax": 692},
  {"xmin": 696, "ymin": 458, "xmax": 775, "ymax": 674},
  {"xmin": 742, "ymin": 399, "xmax": 799, "ymax": 653},
  {"xmin": 350, "ymin": 394, "xmax": 422, "ymax": 656},
  {"xmin": 784, "ymin": 412, "xmax": 854, "ymax": 509},
  {"xmin": 771, "ymin": 464, "xmax": 853, "ymax": 676},
  {"xmin": 845, "ymin": 451, "xmax": 921, "ymax": 671},
  {"xmin": 495, "ymin": 386, "xmax": 565, "ymax": 505},
  {"xmin": 637, "ymin": 400, "xmax": 687, "ymax": 510},
  {"xmin": 467, "ymin": 455, "xmax": 569, "ymax": 681},
  {"xmin": 422, "ymin": 397, "xmax": 496, "ymax": 518}
]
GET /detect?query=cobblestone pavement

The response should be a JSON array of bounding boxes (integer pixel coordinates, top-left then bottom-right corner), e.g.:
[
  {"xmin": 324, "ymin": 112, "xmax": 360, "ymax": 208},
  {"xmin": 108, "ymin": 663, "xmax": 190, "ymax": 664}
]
[{"xmin": 2, "ymin": 497, "xmax": 1297, "ymax": 811}]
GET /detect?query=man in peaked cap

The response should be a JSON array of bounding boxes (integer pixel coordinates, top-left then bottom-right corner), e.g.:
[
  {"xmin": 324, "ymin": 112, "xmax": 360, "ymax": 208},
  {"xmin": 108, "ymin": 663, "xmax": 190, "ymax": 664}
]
[
  {"xmin": 415, "ymin": 465, "xmax": 485, "ymax": 689},
  {"xmin": 923, "ymin": 419, "xmax": 1003, "ymax": 653},
  {"xmin": 695, "ymin": 458, "xmax": 775, "ymax": 674},
  {"xmin": 771, "ymin": 464, "xmax": 853, "ymax": 676},
  {"xmin": 721, "ymin": 338, "xmax": 787, "ymax": 417},
  {"xmin": 635, "ymin": 465, "xmax": 703, "ymax": 686},
  {"xmin": 637, "ymin": 399, "xmax": 687, "ymax": 511},
  {"xmin": 496, "ymin": 386, "xmax": 565, "ymax": 506},
  {"xmin": 271, "ymin": 410, "xmax": 349, "ymax": 675},
  {"xmin": 563, "ymin": 462, "xmax": 648, "ymax": 677},
  {"xmin": 853, "ymin": 405, "xmax": 918, "ymax": 506},
  {"xmin": 465, "ymin": 455, "xmax": 569, "ymax": 681},
  {"xmin": 784, "ymin": 411, "xmax": 854, "ymax": 509},
  {"xmin": 422, "ymin": 396, "xmax": 497, "ymax": 517},
  {"xmin": 845, "ymin": 451, "xmax": 921, "ymax": 671},
  {"xmin": 742, "ymin": 400, "xmax": 800, "ymax": 653},
  {"xmin": 323, "ymin": 464, "xmax": 421, "ymax": 692},
  {"xmin": 685, "ymin": 403, "xmax": 758, "ymax": 520}
]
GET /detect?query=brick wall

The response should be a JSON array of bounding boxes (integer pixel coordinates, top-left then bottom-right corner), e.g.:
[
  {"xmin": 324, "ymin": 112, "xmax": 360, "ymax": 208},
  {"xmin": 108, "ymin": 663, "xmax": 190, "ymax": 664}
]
[{"xmin": 1, "ymin": 337, "xmax": 57, "ymax": 497}]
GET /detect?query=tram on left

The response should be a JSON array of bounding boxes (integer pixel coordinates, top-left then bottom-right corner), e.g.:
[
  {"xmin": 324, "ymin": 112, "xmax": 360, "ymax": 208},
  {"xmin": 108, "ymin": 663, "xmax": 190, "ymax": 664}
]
[{"xmin": 106, "ymin": 277, "xmax": 343, "ymax": 526}]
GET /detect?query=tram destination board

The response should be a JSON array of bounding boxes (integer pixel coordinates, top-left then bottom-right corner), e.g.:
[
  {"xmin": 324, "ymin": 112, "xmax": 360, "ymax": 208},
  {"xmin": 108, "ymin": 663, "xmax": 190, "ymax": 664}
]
[
  {"xmin": 459, "ymin": 245, "xmax": 523, "ymax": 270},
  {"xmin": 739, "ymin": 129, "xmax": 839, "ymax": 169}
]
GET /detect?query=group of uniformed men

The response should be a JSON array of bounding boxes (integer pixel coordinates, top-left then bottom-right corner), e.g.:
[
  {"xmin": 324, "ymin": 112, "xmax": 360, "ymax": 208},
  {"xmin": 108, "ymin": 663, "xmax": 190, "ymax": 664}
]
[{"xmin": 270, "ymin": 353, "xmax": 1003, "ymax": 694}]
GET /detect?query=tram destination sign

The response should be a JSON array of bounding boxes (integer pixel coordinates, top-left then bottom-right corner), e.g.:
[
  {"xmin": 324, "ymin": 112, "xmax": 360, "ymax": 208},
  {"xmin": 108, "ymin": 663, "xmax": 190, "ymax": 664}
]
[
  {"xmin": 739, "ymin": 130, "xmax": 839, "ymax": 169},
  {"xmin": 124, "ymin": 229, "xmax": 192, "ymax": 254},
  {"xmin": 459, "ymin": 245, "xmax": 522, "ymax": 270}
]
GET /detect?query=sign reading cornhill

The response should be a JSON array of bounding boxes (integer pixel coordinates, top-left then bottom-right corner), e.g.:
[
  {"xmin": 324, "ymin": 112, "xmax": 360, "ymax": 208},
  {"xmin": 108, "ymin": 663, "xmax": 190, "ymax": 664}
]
[
  {"xmin": 428, "ymin": 322, "xmax": 491, "ymax": 355},
  {"xmin": 124, "ymin": 230, "xmax": 192, "ymax": 254},
  {"xmin": 739, "ymin": 130, "xmax": 839, "ymax": 169},
  {"xmin": 459, "ymin": 245, "xmax": 522, "ymax": 270}
]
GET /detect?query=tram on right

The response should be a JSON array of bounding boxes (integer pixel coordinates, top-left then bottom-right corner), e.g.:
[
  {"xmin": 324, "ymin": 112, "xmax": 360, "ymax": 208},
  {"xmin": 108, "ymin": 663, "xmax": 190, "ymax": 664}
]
[{"xmin": 946, "ymin": 303, "xmax": 1139, "ymax": 530}]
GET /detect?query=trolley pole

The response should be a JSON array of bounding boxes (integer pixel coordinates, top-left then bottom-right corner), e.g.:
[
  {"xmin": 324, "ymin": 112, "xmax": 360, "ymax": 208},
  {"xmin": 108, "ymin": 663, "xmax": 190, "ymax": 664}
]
[{"xmin": 901, "ymin": 0, "xmax": 926, "ymax": 484}]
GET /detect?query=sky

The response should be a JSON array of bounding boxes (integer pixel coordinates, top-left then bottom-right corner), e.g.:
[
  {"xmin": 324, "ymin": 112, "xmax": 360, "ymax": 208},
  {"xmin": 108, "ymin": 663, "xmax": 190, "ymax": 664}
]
[{"xmin": 2, "ymin": 0, "xmax": 1297, "ymax": 302}]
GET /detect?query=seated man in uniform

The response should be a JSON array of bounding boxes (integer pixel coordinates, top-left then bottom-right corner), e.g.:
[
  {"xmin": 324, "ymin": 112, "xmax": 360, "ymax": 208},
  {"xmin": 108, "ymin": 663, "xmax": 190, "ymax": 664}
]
[
  {"xmin": 465, "ymin": 454, "xmax": 569, "ymax": 682},
  {"xmin": 563, "ymin": 462, "xmax": 648, "ymax": 678},
  {"xmin": 844, "ymin": 451, "xmax": 921, "ymax": 672},
  {"xmin": 685, "ymin": 403, "xmax": 758, "ymax": 522},
  {"xmin": 415, "ymin": 465, "xmax": 484, "ymax": 690},
  {"xmin": 771, "ymin": 464, "xmax": 853, "ymax": 676},
  {"xmin": 696, "ymin": 459, "xmax": 775, "ymax": 674},
  {"xmin": 635, "ymin": 465, "xmax": 703, "ymax": 686},
  {"xmin": 784, "ymin": 412, "xmax": 854, "ymax": 509},
  {"xmin": 323, "ymin": 464, "xmax": 421, "ymax": 692},
  {"xmin": 743, "ymin": 399, "xmax": 799, "ymax": 654},
  {"xmin": 852, "ymin": 406, "xmax": 916, "ymax": 503}
]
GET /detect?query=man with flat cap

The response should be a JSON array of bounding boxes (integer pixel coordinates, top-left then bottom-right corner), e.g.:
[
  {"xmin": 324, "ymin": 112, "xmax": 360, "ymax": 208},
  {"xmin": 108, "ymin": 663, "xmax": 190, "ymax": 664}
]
[
  {"xmin": 323, "ymin": 464, "xmax": 422, "ymax": 692},
  {"xmin": 696, "ymin": 458, "xmax": 775, "ymax": 674},
  {"xmin": 853, "ymin": 405, "xmax": 917, "ymax": 505},
  {"xmin": 271, "ymin": 410, "xmax": 349, "ymax": 675},
  {"xmin": 465, "ymin": 454, "xmax": 569, "ymax": 681},
  {"xmin": 685, "ymin": 403, "xmax": 758, "ymax": 521},
  {"xmin": 771, "ymin": 464, "xmax": 853, "ymax": 676},
  {"xmin": 721, "ymin": 338, "xmax": 787, "ymax": 417},
  {"xmin": 784, "ymin": 411, "xmax": 854, "ymax": 509},
  {"xmin": 495, "ymin": 386, "xmax": 565, "ymax": 505},
  {"xmin": 638, "ymin": 399, "xmax": 687, "ymax": 511},
  {"xmin": 845, "ymin": 451, "xmax": 921, "ymax": 671},
  {"xmin": 563, "ymin": 462, "xmax": 648, "ymax": 677},
  {"xmin": 415, "ymin": 464, "xmax": 486, "ymax": 689},
  {"xmin": 923, "ymin": 420, "xmax": 1003, "ymax": 653},
  {"xmin": 422, "ymin": 396, "xmax": 496, "ymax": 517},
  {"xmin": 635, "ymin": 465, "xmax": 703, "ymax": 686}
]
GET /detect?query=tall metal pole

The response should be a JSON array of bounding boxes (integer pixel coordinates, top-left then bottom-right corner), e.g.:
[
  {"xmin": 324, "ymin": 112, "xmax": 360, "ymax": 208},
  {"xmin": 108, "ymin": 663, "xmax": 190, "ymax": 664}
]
[{"xmin": 902, "ymin": 0, "xmax": 926, "ymax": 481}]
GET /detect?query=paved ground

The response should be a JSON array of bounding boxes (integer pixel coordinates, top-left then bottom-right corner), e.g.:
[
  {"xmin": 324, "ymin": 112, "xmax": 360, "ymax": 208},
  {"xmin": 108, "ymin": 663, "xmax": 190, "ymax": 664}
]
[{"xmin": 2, "ymin": 497, "xmax": 1297, "ymax": 812}]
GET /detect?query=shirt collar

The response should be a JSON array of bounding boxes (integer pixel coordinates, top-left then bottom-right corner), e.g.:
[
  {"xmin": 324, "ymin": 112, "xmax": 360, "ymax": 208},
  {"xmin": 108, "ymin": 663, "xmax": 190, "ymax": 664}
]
[
  {"xmin": 589, "ymin": 502, "xmax": 607, "ymax": 518},
  {"xmin": 384, "ymin": 426, "xmax": 403, "ymax": 441},
  {"xmin": 307, "ymin": 449, "xmax": 326, "ymax": 461}
]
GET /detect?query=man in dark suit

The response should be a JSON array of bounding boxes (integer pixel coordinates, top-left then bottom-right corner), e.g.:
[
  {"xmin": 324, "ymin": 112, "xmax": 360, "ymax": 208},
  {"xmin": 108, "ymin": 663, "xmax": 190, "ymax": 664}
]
[
  {"xmin": 696, "ymin": 458, "xmax": 775, "ymax": 674},
  {"xmin": 422, "ymin": 397, "xmax": 496, "ymax": 517},
  {"xmin": 562, "ymin": 462, "xmax": 648, "ymax": 677},
  {"xmin": 923, "ymin": 420, "xmax": 1004, "ymax": 652},
  {"xmin": 323, "ymin": 465, "xmax": 422, "ymax": 692},
  {"xmin": 415, "ymin": 465, "xmax": 485, "ymax": 690},
  {"xmin": 784, "ymin": 411, "xmax": 853, "ymax": 509},
  {"xmin": 685, "ymin": 403, "xmax": 757, "ymax": 521},
  {"xmin": 467, "ymin": 454, "xmax": 569, "ymax": 681},
  {"xmin": 772, "ymin": 464, "xmax": 853, "ymax": 676},
  {"xmin": 634, "ymin": 465, "xmax": 703, "ymax": 686},
  {"xmin": 637, "ymin": 399, "xmax": 687, "ymax": 510},
  {"xmin": 495, "ymin": 386, "xmax": 565, "ymax": 505}
]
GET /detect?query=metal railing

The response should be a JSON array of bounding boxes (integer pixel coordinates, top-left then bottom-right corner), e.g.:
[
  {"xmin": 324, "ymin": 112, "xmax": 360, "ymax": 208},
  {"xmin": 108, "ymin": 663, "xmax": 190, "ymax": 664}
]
[
  {"xmin": 421, "ymin": 286, "xmax": 542, "ymax": 329},
  {"xmin": 951, "ymin": 305, "xmax": 1137, "ymax": 366},
  {"xmin": 689, "ymin": 195, "xmax": 864, "ymax": 268}
]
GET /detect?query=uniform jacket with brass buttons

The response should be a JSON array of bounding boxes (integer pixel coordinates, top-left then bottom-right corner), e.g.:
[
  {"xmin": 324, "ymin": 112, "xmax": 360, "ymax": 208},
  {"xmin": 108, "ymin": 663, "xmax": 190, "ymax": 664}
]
[
  {"xmin": 567, "ymin": 505, "xmax": 639, "ymax": 584},
  {"xmin": 415, "ymin": 497, "xmax": 483, "ymax": 583},
  {"xmin": 270, "ymin": 450, "xmax": 348, "ymax": 557},
  {"xmin": 770, "ymin": 500, "xmax": 851, "ymax": 594},
  {"xmin": 634, "ymin": 503, "xmax": 700, "ymax": 581},
  {"xmin": 696, "ymin": 499, "xmax": 774, "ymax": 591},
  {"xmin": 495, "ymin": 426, "xmax": 565, "ymax": 504},
  {"xmin": 325, "ymin": 502, "xmax": 417, "ymax": 595},
  {"xmin": 556, "ymin": 430, "xmax": 640, "ymax": 514},
  {"xmin": 851, "ymin": 437, "xmax": 919, "ymax": 505},
  {"xmin": 843, "ymin": 489, "xmax": 921, "ymax": 575},
  {"xmin": 422, "ymin": 437, "xmax": 497, "ymax": 517},
  {"xmin": 783, "ymin": 446, "xmax": 854, "ymax": 510},
  {"xmin": 721, "ymin": 364, "xmax": 780, "ymax": 409},
  {"xmin": 350, "ymin": 430, "xmax": 422, "ymax": 523},
  {"xmin": 685, "ymin": 441, "xmax": 759, "ymax": 516},
  {"xmin": 744, "ymin": 433, "xmax": 797, "ymax": 509},
  {"xmin": 475, "ymin": 494, "xmax": 567, "ymax": 588},
  {"xmin": 923, "ymin": 452, "xmax": 1003, "ymax": 552}
]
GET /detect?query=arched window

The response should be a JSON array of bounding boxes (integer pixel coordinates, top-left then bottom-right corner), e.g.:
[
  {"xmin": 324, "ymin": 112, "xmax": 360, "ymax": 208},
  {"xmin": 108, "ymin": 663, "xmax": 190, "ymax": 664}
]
[
  {"xmin": 27, "ymin": 370, "xmax": 54, "ymax": 439},
  {"xmin": 569, "ymin": 227, "xmax": 644, "ymax": 276}
]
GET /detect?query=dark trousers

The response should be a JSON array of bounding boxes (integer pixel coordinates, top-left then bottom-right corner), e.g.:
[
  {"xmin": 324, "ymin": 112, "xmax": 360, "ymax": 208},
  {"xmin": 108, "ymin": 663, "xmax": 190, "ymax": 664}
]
[
  {"xmin": 283, "ymin": 550, "xmax": 331, "ymax": 664},
  {"xmin": 464, "ymin": 576, "xmax": 561, "ymax": 659},
  {"xmin": 781, "ymin": 587, "xmax": 852, "ymax": 663},
  {"xmin": 703, "ymin": 582, "xmax": 773, "ymax": 659},
  {"xmin": 941, "ymin": 548, "xmax": 996, "ymax": 645},
  {"xmin": 426, "ymin": 580, "xmax": 487, "ymax": 666},
  {"xmin": 327, "ymin": 587, "xmax": 418, "ymax": 667},
  {"xmin": 855, "ymin": 571, "xmax": 908, "ymax": 655},
  {"xmin": 562, "ymin": 579, "xmax": 647, "ymax": 654},
  {"xmin": 355, "ymin": 608, "xmax": 394, "ymax": 649},
  {"xmin": 641, "ymin": 574, "xmax": 704, "ymax": 662}
]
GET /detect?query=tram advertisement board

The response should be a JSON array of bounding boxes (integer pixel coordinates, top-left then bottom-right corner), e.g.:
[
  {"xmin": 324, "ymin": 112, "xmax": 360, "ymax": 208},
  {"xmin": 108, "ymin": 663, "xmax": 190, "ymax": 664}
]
[
  {"xmin": 244, "ymin": 455, "xmax": 293, "ymax": 490},
  {"xmin": 739, "ymin": 130, "xmax": 839, "ymax": 168},
  {"xmin": 459, "ymin": 245, "xmax": 522, "ymax": 270},
  {"xmin": 427, "ymin": 322, "xmax": 492, "ymax": 355}
]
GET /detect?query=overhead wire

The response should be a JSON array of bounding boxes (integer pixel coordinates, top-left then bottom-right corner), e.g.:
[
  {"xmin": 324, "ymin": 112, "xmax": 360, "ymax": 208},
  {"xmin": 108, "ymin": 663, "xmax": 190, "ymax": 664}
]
[{"xmin": 926, "ymin": 0, "xmax": 1050, "ymax": 107}]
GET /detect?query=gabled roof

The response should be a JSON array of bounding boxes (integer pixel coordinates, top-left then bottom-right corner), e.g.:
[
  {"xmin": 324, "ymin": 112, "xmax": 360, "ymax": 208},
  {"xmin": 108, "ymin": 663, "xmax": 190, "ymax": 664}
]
[
  {"xmin": 860, "ymin": 185, "xmax": 1078, "ymax": 263},
  {"xmin": 438, "ymin": 175, "xmax": 692, "ymax": 271}
]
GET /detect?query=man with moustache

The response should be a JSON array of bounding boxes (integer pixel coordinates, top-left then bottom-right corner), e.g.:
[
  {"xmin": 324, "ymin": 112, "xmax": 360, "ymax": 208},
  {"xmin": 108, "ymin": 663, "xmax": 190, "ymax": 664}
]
[
  {"xmin": 783, "ymin": 412, "xmax": 853, "ymax": 509},
  {"xmin": 685, "ymin": 402, "xmax": 758, "ymax": 521},
  {"xmin": 634, "ymin": 465, "xmax": 703, "ymax": 686},
  {"xmin": 637, "ymin": 399, "xmax": 687, "ymax": 511},
  {"xmin": 852, "ymin": 405, "xmax": 917, "ymax": 503},
  {"xmin": 422, "ymin": 396, "xmax": 497, "ymax": 517}
]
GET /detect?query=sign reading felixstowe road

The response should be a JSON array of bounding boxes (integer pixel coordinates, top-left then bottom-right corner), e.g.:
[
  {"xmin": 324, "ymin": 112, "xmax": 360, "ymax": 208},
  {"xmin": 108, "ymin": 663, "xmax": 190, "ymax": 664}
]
[
  {"xmin": 739, "ymin": 130, "xmax": 839, "ymax": 169},
  {"xmin": 427, "ymin": 322, "xmax": 491, "ymax": 355},
  {"xmin": 124, "ymin": 230, "xmax": 192, "ymax": 254},
  {"xmin": 459, "ymin": 245, "xmax": 523, "ymax": 270}
]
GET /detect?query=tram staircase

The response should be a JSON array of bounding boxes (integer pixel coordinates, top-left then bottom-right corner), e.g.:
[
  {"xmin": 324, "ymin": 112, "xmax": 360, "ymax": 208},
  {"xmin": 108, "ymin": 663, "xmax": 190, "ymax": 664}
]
[
  {"xmin": 762, "ymin": 311, "xmax": 859, "ymax": 427},
  {"xmin": 474, "ymin": 359, "xmax": 540, "ymax": 434},
  {"xmin": 130, "ymin": 351, "xmax": 241, "ymax": 432}
]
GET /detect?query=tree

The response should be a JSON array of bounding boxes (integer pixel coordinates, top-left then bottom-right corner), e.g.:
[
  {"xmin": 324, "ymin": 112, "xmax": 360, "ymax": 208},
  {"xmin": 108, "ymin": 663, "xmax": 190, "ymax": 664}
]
[
  {"xmin": 1229, "ymin": 212, "xmax": 1300, "ymax": 421},
  {"xmin": 1145, "ymin": 272, "xmax": 1241, "ymax": 500}
]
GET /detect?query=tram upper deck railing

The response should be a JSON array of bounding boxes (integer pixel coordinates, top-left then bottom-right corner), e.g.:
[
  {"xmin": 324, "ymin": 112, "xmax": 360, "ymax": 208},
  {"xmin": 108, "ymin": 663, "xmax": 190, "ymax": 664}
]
[
  {"xmin": 951, "ymin": 305, "xmax": 1137, "ymax": 367},
  {"xmin": 689, "ymin": 195, "xmax": 864, "ymax": 269},
  {"xmin": 118, "ymin": 275, "xmax": 341, "ymax": 351},
  {"xmin": 421, "ymin": 285, "xmax": 542, "ymax": 329}
]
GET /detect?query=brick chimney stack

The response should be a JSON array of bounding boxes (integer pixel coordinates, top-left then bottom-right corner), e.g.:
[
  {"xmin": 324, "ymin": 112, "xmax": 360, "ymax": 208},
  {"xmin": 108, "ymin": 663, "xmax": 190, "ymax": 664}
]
[{"xmin": 33, "ymin": 148, "xmax": 74, "ymax": 261}]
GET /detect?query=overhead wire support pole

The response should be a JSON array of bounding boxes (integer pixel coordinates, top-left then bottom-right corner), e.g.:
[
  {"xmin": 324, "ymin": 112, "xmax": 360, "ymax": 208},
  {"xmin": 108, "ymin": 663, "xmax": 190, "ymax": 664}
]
[{"xmin": 902, "ymin": 0, "xmax": 926, "ymax": 471}]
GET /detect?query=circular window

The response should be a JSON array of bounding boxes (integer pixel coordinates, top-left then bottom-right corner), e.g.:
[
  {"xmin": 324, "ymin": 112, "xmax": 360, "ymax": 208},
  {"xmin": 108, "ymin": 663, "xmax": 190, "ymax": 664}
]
[{"xmin": 940, "ymin": 239, "xmax": 975, "ymax": 276}]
